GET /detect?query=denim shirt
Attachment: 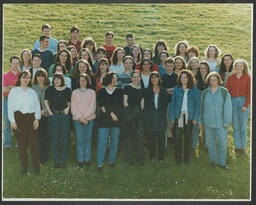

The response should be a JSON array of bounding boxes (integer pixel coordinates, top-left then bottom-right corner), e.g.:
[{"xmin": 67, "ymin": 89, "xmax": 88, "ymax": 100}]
[
  {"xmin": 170, "ymin": 86, "xmax": 201, "ymax": 122},
  {"xmin": 199, "ymin": 86, "xmax": 232, "ymax": 128}
]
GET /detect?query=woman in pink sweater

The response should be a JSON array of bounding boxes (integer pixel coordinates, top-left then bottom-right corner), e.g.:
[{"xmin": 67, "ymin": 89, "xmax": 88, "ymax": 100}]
[{"xmin": 71, "ymin": 73, "xmax": 96, "ymax": 168}]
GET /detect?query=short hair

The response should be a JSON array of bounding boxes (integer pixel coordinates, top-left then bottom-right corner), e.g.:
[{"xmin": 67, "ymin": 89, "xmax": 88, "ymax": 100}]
[
  {"xmin": 32, "ymin": 53, "xmax": 42, "ymax": 60},
  {"xmin": 142, "ymin": 49, "xmax": 153, "ymax": 60},
  {"xmin": 165, "ymin": 56, "xmax": 175, "ymax": 65},
  {"xmin": 105, "ymin": 31, "xmax": 114, "ymax": 38},
  {"xmin": 149, "ymin": 71, "xmax": 162, "ymax": 86},
  {"xmin": 204, "ymin": 44, "xmax": 221, "ymax": 58},
  {"xmin": 10, "ymin": 55, "xmax": 21, "ymax": 64},
  {"xmin": 187, "ymin": 57, "xmax": 200, "ymax": 70},
  {"xmin": 55, "ymin": 49, "xmax": 73, "ymax": 72},
  {"xmin": 39, "ymin": 35, "xmax": 49, "ymax": 42},
  {"xmin": 206, "ymin": 71, "xmax": 223, "ymax": 86},
  {"xmin": 97, "ymin": 47, "xmax": 107, "ymax": 54},
  {"xmin": 186, "ymin": 46, "xmax": 200, "ymax": 58},
  {"xmin": 70, "ymin": 26, "xmax": 79, "ymax": 33},
  {"xmin": 111, "ymin": 47, "xmax": 125, "ymax": 65},
  {"xmin": 52, "ymin": 73, "xmax": 65, "ymax": 87},
  {"xmin": 131, "ymin": 70, "xmax": 141, "ymax": 78},
  {"xmin": 96, "ymin": 58, "xmax": 109, "ymax": 78},
  {"xmin": 126, "ymin": 33, "xmax": 134, "ymax": 39},
  {"xmin": 79, "ymin": 73, "xmax": 92, "ymax": 88},
  {"xmin": 73, "ymin": 59, "xmax": 92, "ymax": 78},
  {"xmin": 174, "ymin": 56, "xmax": 186, "ymax": 71},
  {"xmin": 102, "ymin": 71, "xmax": 116, "ymax": 86},
  {"xmin": 82, "ymin": 37, "xmax": 97, "ymax": 56},
  {"xmin": 233, "ymin": 59, "xmax": 251, "ymax": 76},
  {"xmin": 174, "ymin": 40, "xmax": 189, "ymax": 56},
  {"xmin": 15, "ymin": 70, "xmax": 32, "ymax": 87},
  {"xmin": 177, "ymin": 70, "xmax": 196, "ymax": 89},
  {"xmin": 140, "ymin": 59, "xmax": 153, "ymax": 71},
  {"xmin": 20, "ymin": 49, "xmax": 32, "ymax": 66},
  {"xmin": 154, "ymin": 40, "xmax": 168, "ymax": 58},
  {"xmin": 123, "ymin": 55, "xmax": 134, "ymax": 64},
  {"xmin": 57, "ymin": 40, "xmax": 67, "ymax": 52},
  {"xmin": 33, "ymin": 68, "xmax": 50, "ymax": 86},
  {"xmin": 42, "ymin": 24, "xmax": 51, "ymax": 31},
  {"xmin": 53, "ymin": 62, "xmax": 68, "ymax": 74}
]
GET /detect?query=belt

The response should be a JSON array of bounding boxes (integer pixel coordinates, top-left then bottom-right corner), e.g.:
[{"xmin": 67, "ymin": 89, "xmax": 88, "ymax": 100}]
[{"xmin": 52, "ymin": 110, "xmax": 64, "ymax": 114}]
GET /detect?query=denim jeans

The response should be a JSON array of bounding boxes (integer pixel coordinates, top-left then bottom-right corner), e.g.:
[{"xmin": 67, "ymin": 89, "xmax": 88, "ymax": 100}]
[
  {"xmin": 97, "ymin": 127, "xmax": 120, "ymax": 166},
  {"xmin": 232, "ymin": 97, "xmax": 250, "ymax": 149},
  {"xmin": 73, "ymin": 120, "xmax": 94, "ymax": 163},
  {"xmin": 3, "ymin": 97, "xmax": 12, "ymax": 147},
  {"xmin": 48, "ymin": 114, "xmax": 70, "ymax": 163},
  {"xmin": 205, "ymin": 127, "xmax": 228, "ymax": 166}
]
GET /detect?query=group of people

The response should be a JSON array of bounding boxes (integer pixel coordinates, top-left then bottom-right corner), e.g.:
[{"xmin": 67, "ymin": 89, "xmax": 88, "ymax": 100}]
[{"xmin": 3, "ymin": 24, "xmax": 251, "ymax": 174}]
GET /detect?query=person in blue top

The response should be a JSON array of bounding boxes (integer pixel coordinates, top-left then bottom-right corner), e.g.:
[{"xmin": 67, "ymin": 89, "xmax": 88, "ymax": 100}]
[
  {"xmin": 170, "ymin": 70, "xmax": 201, "ymax": 165},
  {"xmin": 32, "ymin": 24, "xmax": 58, "ymax": 55},
  {"xmin": 199, "ymin": 72, "xmax": 232, "ymax": 170}
]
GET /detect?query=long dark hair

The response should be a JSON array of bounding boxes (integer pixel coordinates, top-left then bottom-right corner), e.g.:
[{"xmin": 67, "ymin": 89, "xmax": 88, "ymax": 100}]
[
  {"xmin": 15, "ymin": 70, "xmax": 32, "ymax": 87},
  {"xmin": 219, "ymin": 53, "xmax": 234, "ymax": 82},
  {"xmin": 153, "ymin": 40, "xmax": 168, "ymax": 58},
  {"xmin": 177, "ymin": 70, "xmax": 195, "ymax": 89},
  {"xmin": 55, "ymin": 49, "xmax": 73, "ymax": 72}
]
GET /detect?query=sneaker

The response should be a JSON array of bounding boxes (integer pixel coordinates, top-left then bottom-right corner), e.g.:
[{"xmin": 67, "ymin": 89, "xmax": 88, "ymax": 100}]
[
  {"xmin": 34, "ymin": 167, "xmax": 40, "ymax": 174},
  {"xmin": 217, "ymin": 164, "xmax": 230, "ymax": 171},
  {"xmin": 98, "ymin": 166, "xmax": 104, "ymax": 172},
  {"xmin": 21, "ymin": 167, "xmax": 27, "ymax": 174}
]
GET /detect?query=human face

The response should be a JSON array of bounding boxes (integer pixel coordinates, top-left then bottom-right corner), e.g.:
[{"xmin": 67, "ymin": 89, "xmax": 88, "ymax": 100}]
[
  {"xmin": 55, "ymin": 65, "xmax": 64, "ymax": 74},
  {"xmin": 199, "ymin": 64, "xmax": 208, "ymax": 76},
  {"xmin": 79, "ymin": 77, "xmax": 87, "ymax": 88},
  {"xmin": 59, "ymin": 52, "xmax": 68, "ymax": 63},
  {"xmin": 191, "ymin": 59, "xmax": 199, "ymax": 70},
  {"xmin": 131, "ymin": 72, "xmax": 141, "ymax": 85},
  {"xmin": 70, "ymin": 48, "xmax": 76, "ymax": 59},
  {"xmin": 20, "ymin": 74, "xmax": 31, "ymax": 87},
  {"xmin": 124, "ymin": 59, "xmax": 133, "ymax": 71},
  {"xmin": 160, "ymin": 53, "xmax": 167, "ymax": 64},
  {"xmin": 175, "ymin": 59, "xmax": 183, "ymax": 71},
  {"xmin": 157, "ymin": 44, "xmax": 165, "ymax": 53},
  {"xmin": 150, "ymin": 75, "xmax": 159, "ymax": 86},
  {"xmin": 58, "ymin": 43, "xmax": 66, "ymax": 51},
  {"xmin": 179, "ymin": 43, "xmax": 186, "ymax": 54},
  {"xmin": 86, "ymin": 43, "xmax": 94, "ymax": 52},
  {"xmin": 42, "ymin": 28, "xmax": 51, "ymax": 37},
  {"xmin": 180, "ymin": 73, "xmax": 188, "ymax": 86},
  {"xmin": 22, "ymin": 51, "xmax": 30, "ymax": 62},
  {"xmin": 36, "ymin": 75, "xmax": 45, "ymax": 85},
  {"xmin": 188, "ymin": 51, "xmax": 196, "ymax": 59},
  {"xmin": 111, "ymin": 74, "xmax": 117, "ymax": 87},
  {"xmin": 32, "ymin": 57, "xmax": 42, "ymax": 68},
  {"xmin": 97, "ymin": 51, "xmax": 106, "ymax": 60},
  {"xmin": 117, "ymin": 50, "xmax": 124, "ymax": 60},
  {"xmin": 142, "ymin": 61, "xmax": 151, "ymax": 72},
  {"xmin": 208, "ymin": 47, "xmax": 216, "ymax": 58},
  {"xmin": 80, "ymin": 51, "xmax": 89, "ymax": 60},
  {"xmin": 78, "ymin": 62, "xmax": 88, "ymax": 73},
  {"xmin": 42, "ymin": 39, "xmax": 50, "ymax": 48},
  {"xmin": 143, "ymin": 51, "xmax": 151, "ymax": 60},
  {"xmin": 105, "ymin": 35, "xmax": 113, "ymax": 44},
  {"xmin": 166, "ymin": 62, "xmax": 174, "ymax": 74},
  {"xmin": 209, "ymin": 76, "xmax": 218, "ymax": 88},
  {"xmin": 126, "ymin": 37, "xmax": 134, "ymax": 47},
  {"xmin": 71, "ymin": 30, "xmax": 79, "ymax": 40},
  {"xmin": 11, "ymin": 59, "xmax": 20, "ymax": 71},
  {"xmin": 223, "ymin": 56, "xmax": 232, "ymax": 69},
  {"xmin": 54, "ymin": 77, "xmax": 61, "ymax": 87},
  {"xmin": 235, "ymin": 62, "xmax": 244, "ymax": 74},
  {"xmin": 99, "ymin": 63, "xmax": 107, "ymax": 73},
  {"xmin": 132, "ymin": 47, "xmax": 139, "ymax": 57}
]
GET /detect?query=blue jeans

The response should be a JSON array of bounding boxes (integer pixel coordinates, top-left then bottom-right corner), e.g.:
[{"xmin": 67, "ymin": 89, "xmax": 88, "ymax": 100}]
[
  {"xmin": 232, "ymin": 97, "xmax": 250, "ymax": 149},
  {"xmin": 3, "ymin": 97, "xmax": 12, "ymax": 147},
  {"xmin": 48, "ymin": 114, "xmax": 70, "ymax": 163},
  {"xmin": 97, "ymin": 127, "xmax": 120, "ymax": 166},
  {"xmin": 205, "ymin": 127, "xmax": 228, "ymax": 166},
  {"xmin": 73, "ymin": 120, "xmax": 94, "ymax": 163}
]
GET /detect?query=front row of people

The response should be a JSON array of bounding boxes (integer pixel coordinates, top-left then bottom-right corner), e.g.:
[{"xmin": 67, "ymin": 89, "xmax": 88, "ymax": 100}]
[{"xmin": 7, "ymin": 58, "xmax": 250, "ymax": 174}]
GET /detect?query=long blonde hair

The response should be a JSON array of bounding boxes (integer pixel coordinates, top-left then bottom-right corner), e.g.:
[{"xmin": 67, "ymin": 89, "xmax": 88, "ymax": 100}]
[{"xmin": 232, "ymin": 59, "xmax": 251, "ymax": 76}]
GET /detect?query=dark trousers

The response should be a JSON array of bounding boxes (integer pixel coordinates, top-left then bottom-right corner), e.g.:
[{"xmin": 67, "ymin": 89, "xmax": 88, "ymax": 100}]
[
  {"xmin": 174, "ymin": 118, "xmax": 193, "ymax": 164},
  {"xmin": 147, "ymin": 131, "xmax": 165, "ymax": 160},
  {"xmin": 123, "ymin": 120, "xmax": 145, "ymax": 164},
  {"xmin": 14, "ymin": 111, "xmax": 40, "ymax": 169},
  {"xmin": 38, "ymin": 117, "xmax": 50, "ymax": 163}
]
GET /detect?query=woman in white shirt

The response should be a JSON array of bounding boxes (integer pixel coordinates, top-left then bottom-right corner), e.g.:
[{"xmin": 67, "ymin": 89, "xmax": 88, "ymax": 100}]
[
  {"xmin": 109, "ymin": 47, "xmax": 125, "ymax": 75},
  {"xmin": 8, "ymin": 70, "xmax": 41, "ymax": 175}
]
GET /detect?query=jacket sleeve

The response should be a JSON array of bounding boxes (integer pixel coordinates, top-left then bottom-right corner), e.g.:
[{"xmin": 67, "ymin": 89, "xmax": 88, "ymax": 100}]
[
  {"xmin": 169, "ymin": 87, "xmax": 176, "ymax": 122},
  {"xmin": 193, "ymin": 87, "xmax": 201, "ymax": 122},
  {"xmin": 224, "ymin": 91, "xmax": 232, "ymax": 127},
  {"xmin": 244, "ymin": 76, "xmax": 250, "ymax": 108}
]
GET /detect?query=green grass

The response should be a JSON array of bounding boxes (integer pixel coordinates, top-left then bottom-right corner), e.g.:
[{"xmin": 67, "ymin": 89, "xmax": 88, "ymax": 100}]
[{"xmin": 2, "ymin": 3, "xmax": 252, "ymax": 199}]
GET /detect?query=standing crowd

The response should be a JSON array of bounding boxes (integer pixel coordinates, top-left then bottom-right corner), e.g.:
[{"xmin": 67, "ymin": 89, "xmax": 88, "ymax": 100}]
[{"xmin": 3, "ymin": 24, "xmax": 251, "ymax": 174}]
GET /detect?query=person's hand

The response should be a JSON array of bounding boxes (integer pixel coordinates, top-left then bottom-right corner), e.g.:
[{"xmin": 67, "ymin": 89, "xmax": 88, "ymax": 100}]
[
  {"xmin": 101, "ymin": 107, "xmax": 106, "ymax": 113},
  {"xmin": 192, "ymin": 120, "xmax": 197, "ymax": 125},
  {"xmin": 110, "ymin": 112, "xmax": 118, "ymax": 121},
  {"xmin": 81, "ymin": 119, "xmax": 88, "ymax": 125},
  {"xmin": 241, "ymin": 106, "xmax": 247, "ymax": 112},
  {"xmin": 41, "ymin": 110, "xmax": 45, "ymax": 116},
  {"xmin": 199, "ymin": 125, "xmax": 204, "ymax": 130},
  {"xmin": 11, "ymin": 122, "xmax": 17, "ymax": 130},
  {"xmin": 63, "ymin": 107, "xmax": 69, "ymax": 115},
  {"xmin": 33, "ymin": 119, "xmax": 39, "ymax": 130}
]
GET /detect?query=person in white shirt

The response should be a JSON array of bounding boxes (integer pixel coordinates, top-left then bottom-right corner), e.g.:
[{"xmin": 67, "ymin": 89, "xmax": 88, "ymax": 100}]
[
  {"xmin": 8, "ymin": 70, "xmax": 41, "ymax": 175},
  {"xmin": 109, "ymin": 47, "xmax": 125, "ymax": 75}
]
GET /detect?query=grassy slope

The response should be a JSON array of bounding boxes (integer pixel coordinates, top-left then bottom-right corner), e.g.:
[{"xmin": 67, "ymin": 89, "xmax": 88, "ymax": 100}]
[{"xmin": 2, "ymin": 3, "xmax": 252, "ymax": 199}]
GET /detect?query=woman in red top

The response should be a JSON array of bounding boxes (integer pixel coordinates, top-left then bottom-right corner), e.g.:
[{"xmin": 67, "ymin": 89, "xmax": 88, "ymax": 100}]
[
  {"xmin": 135, "ymin": 49, "xmax": 159, "ymax": 72},
  {"xmin": 226, "ymin": 59, "xmax": 251, "ymax": 154}
]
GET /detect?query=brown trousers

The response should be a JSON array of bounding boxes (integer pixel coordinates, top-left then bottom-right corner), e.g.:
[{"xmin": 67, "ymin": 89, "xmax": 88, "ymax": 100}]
[{"xmin": 14, "ymin": 111, "xmax": 40, "ymax": 169}]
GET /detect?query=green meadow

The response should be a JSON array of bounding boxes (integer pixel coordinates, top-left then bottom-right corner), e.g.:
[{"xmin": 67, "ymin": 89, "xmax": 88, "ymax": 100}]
[{"xmin": 2, "ymin": 3, "xmax": 252, "ymax": 200}]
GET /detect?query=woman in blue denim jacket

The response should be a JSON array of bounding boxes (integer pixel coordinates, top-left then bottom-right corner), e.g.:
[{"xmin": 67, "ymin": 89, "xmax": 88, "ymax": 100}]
[
  {"xmin": 170, "ymin": 70, "xmax": 201, "ymax": 165},
  {"xmin": 199, "ymin": 72, "xmax": 232, "ymax": 170}
]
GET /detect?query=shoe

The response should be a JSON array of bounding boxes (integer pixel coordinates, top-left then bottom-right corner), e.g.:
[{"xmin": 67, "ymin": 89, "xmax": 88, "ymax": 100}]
[
  {"xmin": 217, "ymin": 164, "xmax": 230, "ymax": 171},
  {"xmin": 54, "ymin": 163, "xmax": 60, "ymax": 169},
  {"xmin": 110, "ymin": 163, "xmax": 116, "ymax": 168},
  {"xmin": 34, "ymin": 167, "xmax": 40, "ymax": 174},
  {"xmin": 21, "ymin": 168, "xmax": 27, "ymax": 174},
  {"xmin": 77, "ymin": 162, "xmax": 83, "ymax": 168},
  {"xmin": 60, "ymin": 163, "xmax": 66, "ymax": 169},
  {"xmin": 98, "ymin": 166, "xmax": 104, "ymax": 172}
]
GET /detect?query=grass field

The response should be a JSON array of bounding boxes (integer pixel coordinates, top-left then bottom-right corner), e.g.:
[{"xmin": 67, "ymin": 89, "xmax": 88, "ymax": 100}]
[{"xmin": 2, "ymin": 3, "xmax": 252, "ymax": 200}]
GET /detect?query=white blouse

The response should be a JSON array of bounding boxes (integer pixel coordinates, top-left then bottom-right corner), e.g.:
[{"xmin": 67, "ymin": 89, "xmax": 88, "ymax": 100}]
[
  {"xmin": 8, "ymin": 87, "xmax": 41, "ymax": 123},
  {"xmin": 109, "ymin": 63, "xmax": 125, "ymax": 75}
]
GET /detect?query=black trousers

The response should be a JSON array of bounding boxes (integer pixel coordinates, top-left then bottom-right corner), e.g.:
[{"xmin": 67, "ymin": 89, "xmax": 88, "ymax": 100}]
[
  {"xmin": 174, "ymin": 118, "xmax": 193, "ymax": 164},
  {"xmin": 146, "ymin": 131, "xmax": 165, "ymax": 160},
  {"xmin": 38, "ymin": 116, "xmax": 50, "ymax": 163}
]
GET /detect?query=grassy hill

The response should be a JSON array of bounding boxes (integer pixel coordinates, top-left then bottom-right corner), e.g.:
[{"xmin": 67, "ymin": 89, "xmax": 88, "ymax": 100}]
[{"xmin": 2, "ymin": 3, "xmax": 252, "ymax": 200}]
